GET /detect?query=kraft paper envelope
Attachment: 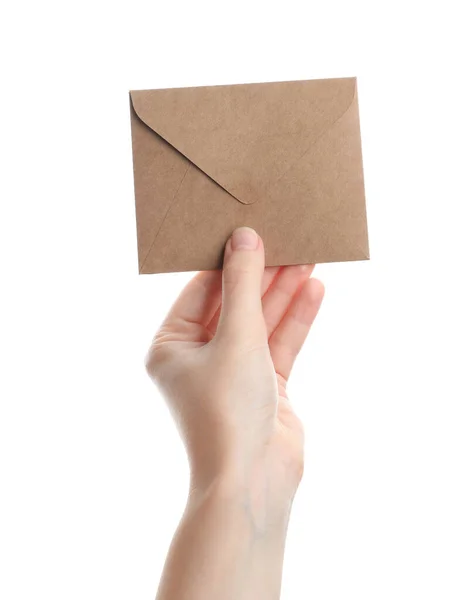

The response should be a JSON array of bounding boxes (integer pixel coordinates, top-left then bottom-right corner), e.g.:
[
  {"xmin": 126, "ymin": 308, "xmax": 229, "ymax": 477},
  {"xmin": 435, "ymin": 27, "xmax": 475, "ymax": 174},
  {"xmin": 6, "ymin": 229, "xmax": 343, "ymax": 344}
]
[{"xmin": 129, "ymin": 76, "xmax": 369, "ymax": 274}]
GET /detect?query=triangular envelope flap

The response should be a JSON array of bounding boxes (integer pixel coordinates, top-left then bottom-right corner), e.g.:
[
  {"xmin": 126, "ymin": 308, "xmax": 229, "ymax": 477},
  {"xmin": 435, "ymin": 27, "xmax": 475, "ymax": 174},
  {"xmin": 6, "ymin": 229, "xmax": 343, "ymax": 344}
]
[{"xmin": 130, "ymin": 77, "xmax": 356, "ymax": 205}]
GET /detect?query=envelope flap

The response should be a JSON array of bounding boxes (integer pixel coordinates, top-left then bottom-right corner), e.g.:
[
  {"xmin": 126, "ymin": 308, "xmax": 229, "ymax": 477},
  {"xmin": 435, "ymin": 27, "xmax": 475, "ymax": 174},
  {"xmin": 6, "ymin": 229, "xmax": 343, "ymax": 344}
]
[{"xmin": 130, "ymin": 77, "xmax": 356, "ymax": 205}]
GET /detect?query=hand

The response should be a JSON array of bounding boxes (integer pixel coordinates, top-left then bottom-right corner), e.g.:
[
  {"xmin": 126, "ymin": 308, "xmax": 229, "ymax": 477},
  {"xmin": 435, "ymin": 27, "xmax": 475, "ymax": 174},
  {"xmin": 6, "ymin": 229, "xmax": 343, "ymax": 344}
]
[{"xmin": 146, "ymin": 227, "xmax": 324, "ymax": 530}]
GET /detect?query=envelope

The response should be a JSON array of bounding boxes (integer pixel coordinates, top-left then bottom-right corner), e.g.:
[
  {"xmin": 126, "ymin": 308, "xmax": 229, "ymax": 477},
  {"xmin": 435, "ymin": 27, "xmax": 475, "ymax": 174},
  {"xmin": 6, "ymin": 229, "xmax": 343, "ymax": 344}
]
[{"xmin": 129, "ymin": 76, "xmax": 369, "ymax": 274}]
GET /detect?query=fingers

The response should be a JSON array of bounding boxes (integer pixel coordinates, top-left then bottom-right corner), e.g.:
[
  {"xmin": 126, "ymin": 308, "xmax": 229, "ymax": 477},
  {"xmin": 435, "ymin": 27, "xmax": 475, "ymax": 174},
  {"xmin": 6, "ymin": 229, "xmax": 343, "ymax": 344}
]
[
  {"xmin": 163, "ymin": 270, "xmax": 222, "ymax": 328},
  {"xmin": 206, "ymin": 265, "xmax": 280, "ymax": 335},
  {"xmin": 208, "ymin": 263, "xmax": 315, "ymax": 339},
  {"xmin": 262, "ymin": 264, "xmax": 315, "ymax": 337},
  {"xmin": 269, "ymin": 278, "xmax": 325, "ymax": 381},
  {"xmin": 214, "ymin": 227, "xmax": 267, "ymax": 344}
]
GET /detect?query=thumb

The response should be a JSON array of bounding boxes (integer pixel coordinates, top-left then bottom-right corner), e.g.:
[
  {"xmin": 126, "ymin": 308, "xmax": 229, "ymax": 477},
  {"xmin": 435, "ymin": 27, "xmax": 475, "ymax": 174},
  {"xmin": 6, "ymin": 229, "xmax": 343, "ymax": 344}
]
[{"xmin": 215, "ymin": 227, "xmax": 267, "ymax": 344}]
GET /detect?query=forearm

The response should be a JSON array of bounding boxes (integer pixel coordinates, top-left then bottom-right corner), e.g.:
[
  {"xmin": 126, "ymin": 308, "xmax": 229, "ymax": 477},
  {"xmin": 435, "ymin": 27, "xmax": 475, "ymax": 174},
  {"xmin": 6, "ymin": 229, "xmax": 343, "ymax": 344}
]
[{"xmin": 156, "ymin": 478, "xmax": 292, "ymax": 600}]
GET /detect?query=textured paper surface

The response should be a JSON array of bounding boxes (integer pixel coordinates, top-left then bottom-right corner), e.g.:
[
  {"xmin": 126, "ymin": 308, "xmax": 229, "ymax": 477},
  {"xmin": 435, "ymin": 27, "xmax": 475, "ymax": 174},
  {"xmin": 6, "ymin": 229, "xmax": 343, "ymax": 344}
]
[{"xmin": 129, "ymin": 77, "xmax": 369, "ymax": 274}]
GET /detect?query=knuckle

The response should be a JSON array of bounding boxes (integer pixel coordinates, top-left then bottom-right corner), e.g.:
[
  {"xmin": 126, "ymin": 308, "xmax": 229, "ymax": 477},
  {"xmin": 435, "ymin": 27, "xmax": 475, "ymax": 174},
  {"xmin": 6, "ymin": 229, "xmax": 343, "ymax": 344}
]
[
  {"xmin": 224, "ymin": 253, "xmax": 259, "ymax": 279},
  {"xmin": 293, "ymin": 451, "xmax": 305, "ymax": 484},
  {"xmin": 144, "ymin": 342, "xmax": 172, "ymax": 379},
  {"xmin": 223, "ymin": 264, "xmax": 254, "ymax": 287},
  {"xmin": 144, "ymin": 348, "xmax": 157, "ymax": 377}
]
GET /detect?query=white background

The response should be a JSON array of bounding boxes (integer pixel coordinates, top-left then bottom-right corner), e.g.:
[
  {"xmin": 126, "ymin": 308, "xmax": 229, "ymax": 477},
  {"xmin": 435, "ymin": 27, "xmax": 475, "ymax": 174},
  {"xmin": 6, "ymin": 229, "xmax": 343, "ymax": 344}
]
[{"xmin": 1, "ymin": 1, "xmax": 474, "ymax": 598}]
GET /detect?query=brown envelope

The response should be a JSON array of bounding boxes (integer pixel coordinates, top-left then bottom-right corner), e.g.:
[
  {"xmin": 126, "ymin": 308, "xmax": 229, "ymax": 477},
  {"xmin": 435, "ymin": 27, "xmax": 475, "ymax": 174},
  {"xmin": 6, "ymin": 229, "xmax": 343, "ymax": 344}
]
[{"xmin": 129, "ymin": 76, "xmax": 369, "ymax": 274}]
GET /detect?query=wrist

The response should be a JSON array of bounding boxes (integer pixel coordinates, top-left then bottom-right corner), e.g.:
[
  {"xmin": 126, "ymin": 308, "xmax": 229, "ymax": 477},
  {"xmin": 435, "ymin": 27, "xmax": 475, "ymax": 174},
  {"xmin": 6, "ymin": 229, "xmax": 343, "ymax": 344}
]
[{"xmin": 189, "ymin": 466, "xmax": 295, "ymax": 537}]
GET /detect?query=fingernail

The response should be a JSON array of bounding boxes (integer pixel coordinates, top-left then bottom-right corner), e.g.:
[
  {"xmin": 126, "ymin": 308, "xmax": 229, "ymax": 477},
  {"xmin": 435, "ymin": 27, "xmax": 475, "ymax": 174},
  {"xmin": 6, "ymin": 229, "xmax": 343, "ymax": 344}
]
[{"xmin": 231, "ymin": 227, "xmax": 259, "ymax": 251}]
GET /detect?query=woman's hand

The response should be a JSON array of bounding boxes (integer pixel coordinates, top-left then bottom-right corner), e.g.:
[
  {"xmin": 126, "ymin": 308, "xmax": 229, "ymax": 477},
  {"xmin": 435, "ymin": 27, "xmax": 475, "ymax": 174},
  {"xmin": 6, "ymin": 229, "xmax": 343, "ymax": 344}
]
[{"xmin": 146, "ymin": 227, "xmax": 324, "ymax": 530}]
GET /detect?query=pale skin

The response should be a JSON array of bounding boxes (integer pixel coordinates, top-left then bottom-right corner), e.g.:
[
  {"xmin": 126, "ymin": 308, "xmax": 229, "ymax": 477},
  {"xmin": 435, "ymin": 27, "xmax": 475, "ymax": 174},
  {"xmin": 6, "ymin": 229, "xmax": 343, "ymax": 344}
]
[{"xmin": 145, "ymin": 227, "xmax": 325, "ymax": 600}]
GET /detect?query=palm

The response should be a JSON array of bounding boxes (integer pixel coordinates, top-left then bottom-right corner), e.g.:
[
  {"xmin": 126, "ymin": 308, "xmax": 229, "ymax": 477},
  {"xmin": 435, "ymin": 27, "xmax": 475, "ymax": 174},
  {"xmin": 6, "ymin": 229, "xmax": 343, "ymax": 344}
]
[{"xmin": 154, "ymin": 265, "xmax": 324, "ymax": 434}]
